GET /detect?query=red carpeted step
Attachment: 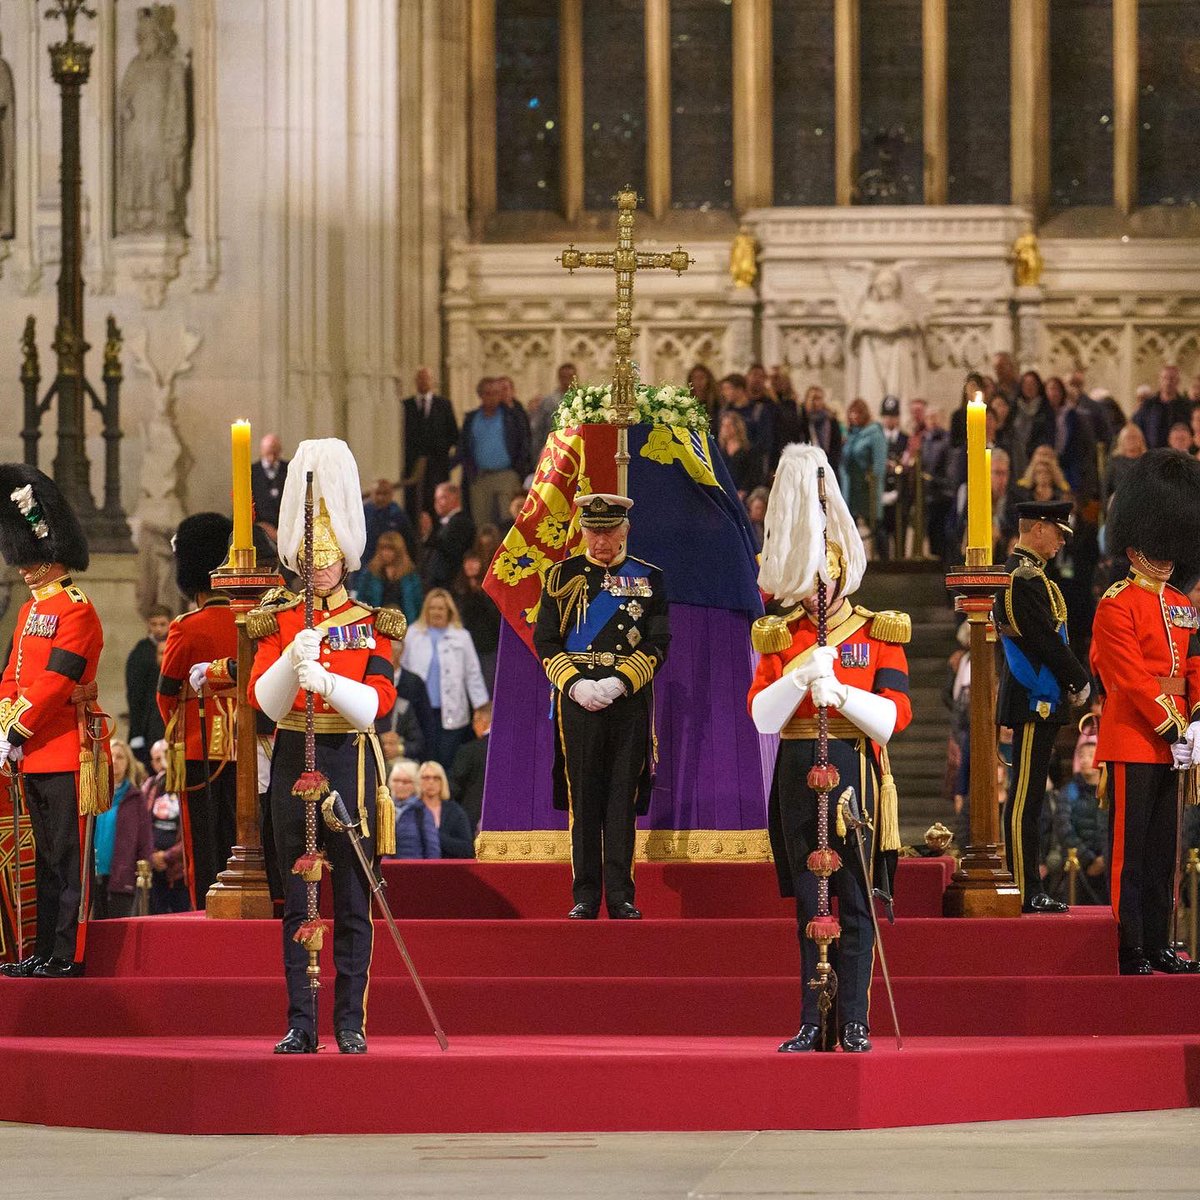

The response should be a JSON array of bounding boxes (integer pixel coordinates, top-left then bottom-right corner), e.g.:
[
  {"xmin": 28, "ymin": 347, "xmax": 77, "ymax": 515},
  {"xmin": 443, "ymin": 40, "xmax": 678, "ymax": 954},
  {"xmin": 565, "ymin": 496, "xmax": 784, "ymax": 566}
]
[
  {"xmin": 80, "ymin": 911, "xmax": 1118, "ymax": 979},
  {"xmin": 367, "ymin": 857, "xmax": 955, "ymax": 919},
  {"xmin": 0, "ymin": 1033, "xmax": 1194, "ymax": 1134},
  {"xmin": 4, "ymin": 974, "xmax": 1199, "ymax": 1039}
]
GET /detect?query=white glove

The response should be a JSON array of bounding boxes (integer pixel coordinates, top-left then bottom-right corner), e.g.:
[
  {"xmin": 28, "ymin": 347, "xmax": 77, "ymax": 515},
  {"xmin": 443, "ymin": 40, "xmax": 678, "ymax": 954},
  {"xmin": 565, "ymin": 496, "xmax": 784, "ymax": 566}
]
[
  {"xmin": 286, "ymin": 628, "xmax": 323, "ymax": 668},
  {"xmin": 1172, "ymin": 739, "xmax": 1192, "ymax": 771},
  {"xmin": 810, "ymin": 676, "xmax": 849, "ymax": 710},
  {"xmin": 569, "ymin": 679, "xmax": 607, "ymax": 712},
  {"xmin": 1184, "ymin": 720, "xmax": 1200, "ymax": 758},
  {"xmin": 296, "ymin": 659, "xmax": 336, "ymax": 698},
  {"xmin": 595, "ymin": 677, "xmax": 626, "ymax": 703},
  {"xmin": 0, "ymin": 739, "xmax": 10, "ymax": 764},
  {"xmin": 129, "ymin": 736, "xmax": 146, "ymax": 750},
  {"xmin": 790, "ymin": 646, "xmax": 838, "ymax": 689},
  {"xmin": 1069, "ymin": 682, "xmax": 1091, "ymax": 707},
  {"xmin": 188, "ymin": 662, "xmax": 212, "ymax": 693}
]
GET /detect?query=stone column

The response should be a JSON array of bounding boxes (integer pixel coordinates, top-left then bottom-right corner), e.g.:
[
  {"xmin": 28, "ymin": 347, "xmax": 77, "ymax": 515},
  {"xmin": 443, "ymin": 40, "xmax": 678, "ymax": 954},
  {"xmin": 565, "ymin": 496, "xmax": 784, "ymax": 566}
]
[
  {"xmin": 1014, "ymin": 285, "xmax": 1045, "ymax": 371},
  {"xmin": 922, "ymin": 0, "xmax": 947, "ymax": 205},
  {"xmin": 645, "ymin": 0, "xmax": 671, "ymax": 218},
  {"xmin": 732, "ymin": 0, "xmax": 772, "ymax": 211},
  {"xmin": 1113, "ymin": 0, "xmax": 1138, "ymax": 215},
  {"xmin": 834, "ymin": 0, "xmax": 860, "ymax": 206},
  {"xmin": 468, "ymin": 0, "xmax": 496, "ymax": 226},
  {"xmin": 559, "ymin": 0, "xmax": 584, "ymax": 221},
  {"xmin": 1010, "ymin": 0, "xmax": 1049, "ymax": 220}
]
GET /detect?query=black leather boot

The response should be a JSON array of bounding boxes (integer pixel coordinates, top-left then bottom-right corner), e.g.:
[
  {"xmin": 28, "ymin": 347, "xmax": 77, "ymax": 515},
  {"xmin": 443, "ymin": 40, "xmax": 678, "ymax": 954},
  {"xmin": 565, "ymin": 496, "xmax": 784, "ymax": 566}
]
[
  {"xmin": 31, "ymin": 957, "xmax": 84, "ymax": 978},
  {"xmin": 336, "ymin": 1029, "xmax": 367, "ymax": 1054},
  {"xmin": 840, "ymin": 1022, "xmax": 872, "ymax": 1053},
  {"xmin": 1118, "ymin": 947, "xmax": 1154, "ymax": 976},
  {"xmin": 778, "ymin": 1024, "xmax": 821, "ymax": 1053},
  {"xmin": 273, "ymin": 1028, "xmax": 318, "ymax": 1054},
  {"xmin": 1149, "ymin": 947, "xmax": 1200, "ymax": 974},
  {"xmin": 1022, "ymin": 893, "xmax": 1069, "ymax": 914},
  {"xmin": 0, "ymin": 954, "xmax": 45, "ymax": 978}
]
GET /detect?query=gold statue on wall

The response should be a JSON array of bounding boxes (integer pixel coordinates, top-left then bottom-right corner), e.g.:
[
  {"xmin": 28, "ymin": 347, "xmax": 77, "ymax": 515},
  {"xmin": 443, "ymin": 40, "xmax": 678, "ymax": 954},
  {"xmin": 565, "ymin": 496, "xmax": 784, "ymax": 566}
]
[
  {"xmin": 1012, "ymin": 230, "xmax": 1044, "ymax": 288},
  {"xmin": 729, "ymin": 226, "xmax": 759, "ymax": 289}
]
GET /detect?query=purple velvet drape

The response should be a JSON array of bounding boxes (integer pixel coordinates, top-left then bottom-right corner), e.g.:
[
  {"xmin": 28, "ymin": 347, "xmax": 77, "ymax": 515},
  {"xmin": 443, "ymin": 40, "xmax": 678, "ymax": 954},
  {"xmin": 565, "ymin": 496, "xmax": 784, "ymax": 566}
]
[{"xmin": 481, "ymin": 604, "xmax": 774, "ymax": 834}]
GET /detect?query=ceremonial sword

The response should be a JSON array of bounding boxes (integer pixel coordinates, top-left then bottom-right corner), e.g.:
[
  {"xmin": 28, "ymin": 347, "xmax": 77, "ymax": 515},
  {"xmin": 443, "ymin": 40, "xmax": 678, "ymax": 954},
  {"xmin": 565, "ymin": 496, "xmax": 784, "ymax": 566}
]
[
  {"xmin": 322, "ymin": 791, "xmax": 448, "ymax": 1051},
  {"xmin": 836, "ymin": 786, "xmax": 903, "ymax": 1051},
  {"xmin": 2, "ymin": 761, "xmax": 24, "ymax": 959}
]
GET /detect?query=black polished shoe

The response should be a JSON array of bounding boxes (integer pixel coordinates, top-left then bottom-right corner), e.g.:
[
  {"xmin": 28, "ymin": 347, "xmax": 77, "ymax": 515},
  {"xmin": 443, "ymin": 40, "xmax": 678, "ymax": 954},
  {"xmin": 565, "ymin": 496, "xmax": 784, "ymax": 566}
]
[
  {"xmin": 336, "ymin": 1029, "xmax": 367, "ymax": 1055},
  {"xmin": 778, "ymin": 1024, "xmax": 822, "ymax": 1053},
  {"xmin": 1119, "ymin": 948, "xmax": 1155, "ymax": 976},
  {"xmin": 567, "ymin": 903, "xmax": 599, "ymax": 919},
  {"xmin": 608, "ymin": 902, "xmax": 642, "ymax": 920},
  {"xmin": 1022, "ymin": 893, "xmax": 1069, "ymax": 914},
  {"xmin": 0, "ymin": 954, "xmax": 45, "ymax": 978},
  {"xmin": 31, "ymin": 956, "xmax": 83, "ymax": 978},
  {"xmin": 1149, "ymin": 948, "xmax": 1200, "ymax": 974},
  {"xmin": 840, "ymin": 1022, "xmax": 872, "ymax": 1053},
  {"xmin": 273, "ymin": 1028, "xmax": 318, "ymax": 1054}
]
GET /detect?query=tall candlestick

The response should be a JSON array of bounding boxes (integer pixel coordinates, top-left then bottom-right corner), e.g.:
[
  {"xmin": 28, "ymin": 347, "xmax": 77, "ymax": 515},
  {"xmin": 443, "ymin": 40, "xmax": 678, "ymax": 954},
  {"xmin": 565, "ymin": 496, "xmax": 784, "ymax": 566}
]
[
  {"xmin": 984, "ymin": 448, "xmax": 993, "ymax": 561},
  {"xmin": 231, "ymin": 420, "xmax": 253, "ymax": 551},
  {"xmin": 965, "ymin": 392, "xmax": 988, "ymax": 553}
]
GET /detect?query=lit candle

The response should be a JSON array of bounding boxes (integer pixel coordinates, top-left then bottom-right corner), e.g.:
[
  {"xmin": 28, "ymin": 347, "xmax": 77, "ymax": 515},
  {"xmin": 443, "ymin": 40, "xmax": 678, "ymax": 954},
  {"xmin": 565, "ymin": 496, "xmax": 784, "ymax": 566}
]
[
  {"xmin": 983, "ymin": 448, "xmax": 993, "ymax": 561},
  {"xmin": 231, "ymin": 420, "xmax": 253, "ymax": 551},
  {"xmin": 965, "ymin": 392, "xmax": 988, "ymax": 553}
]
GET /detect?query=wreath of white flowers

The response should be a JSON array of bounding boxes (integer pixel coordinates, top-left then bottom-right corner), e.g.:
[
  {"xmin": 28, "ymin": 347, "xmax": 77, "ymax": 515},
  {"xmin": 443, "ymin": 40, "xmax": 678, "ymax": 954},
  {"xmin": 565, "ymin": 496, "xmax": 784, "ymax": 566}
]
[{"xmin": 552, "ymin": 381, "xmax": 709, "ymax": 432}]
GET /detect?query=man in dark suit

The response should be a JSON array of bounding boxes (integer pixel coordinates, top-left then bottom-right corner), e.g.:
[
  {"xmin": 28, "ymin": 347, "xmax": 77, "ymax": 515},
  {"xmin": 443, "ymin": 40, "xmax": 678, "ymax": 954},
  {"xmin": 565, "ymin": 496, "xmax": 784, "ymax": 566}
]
[
  {"xmin": 126, "ymin": 604, "xmax": 171, "ymax": 768},
  {"xmin": 402, "ymin": 367, "xmax": 459, "ymax": 519},
  {"xmin": 421, "ymin": 481, "xmax": 475, "ymax": 589},
  {"xmin": 251, "ymin": 434, "xmax": 288, "ymax": 535},
  {"xmin": 449, "ymin": 703, "xmax": 491, "ymax": 832}
]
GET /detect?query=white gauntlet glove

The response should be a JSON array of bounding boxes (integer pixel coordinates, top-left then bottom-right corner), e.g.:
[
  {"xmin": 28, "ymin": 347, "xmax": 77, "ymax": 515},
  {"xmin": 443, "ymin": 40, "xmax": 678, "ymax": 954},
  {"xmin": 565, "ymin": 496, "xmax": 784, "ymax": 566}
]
[
  {"xmin": 792, "ymin": 646, "xmax": 838, "ymax": 688},
  {"xmin": 1171, "ymin": 739, "xmax": 1192, "ymax": 771},
  {"xmin": 296, "ymin": 659, "xmax": 335, "ymax": 698},
  {"xmin": 810, "ymin": 676, "xmax": 849, "ymax": 710},
  {"xmin": 188, "ymin": 662, "xmax": 212, "ymax": 693},
  {"xmin": 286, "ymin": 628, "xmax": 323, "ymax": 668},
  {"xmin": 595, "ymin": 677, "xmax": 627, "ymax": 704},
  {"xmin": 569, "ymin": 679, "xmax": 607, "ymax": 712}
]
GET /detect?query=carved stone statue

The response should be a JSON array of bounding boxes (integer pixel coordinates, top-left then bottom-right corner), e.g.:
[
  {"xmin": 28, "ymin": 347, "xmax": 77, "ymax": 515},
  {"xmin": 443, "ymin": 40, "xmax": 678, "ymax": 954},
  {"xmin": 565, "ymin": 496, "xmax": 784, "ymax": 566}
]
[
  {"xmin": 0, "ymin": 36, "xmax": 15, "ymax": 239},
  {"xmin": 845, "ymin": 265, "xmax": 927, "ymax": 404},
  {"xmin": 116, "ymin": 6, "xmax": 189, "ymax": 236},
  {"xmin": 1012, "ymin": 231, "xmax": 1044, "ymax": 288},
  {"xmin": 729, "ymin": 226, "xmax": 758, "ymax": 289}
]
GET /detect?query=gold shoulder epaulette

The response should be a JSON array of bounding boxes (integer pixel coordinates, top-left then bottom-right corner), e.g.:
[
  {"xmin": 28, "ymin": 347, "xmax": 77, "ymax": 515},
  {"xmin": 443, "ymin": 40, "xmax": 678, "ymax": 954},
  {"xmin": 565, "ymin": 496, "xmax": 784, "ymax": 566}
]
[
  {"xmin": 1102, "ymin": 577, "xmax": 1130, "ymax": 601},
  {"xmin": 373, "ymin": 606, "xmax": 408, "ymax": 641},
  {"xmin": 245, "ymin": 587, "xmax": 300, "ymax": 640},
  {"xmin": 751, "ymin": 614, "xmax": 792, "ymax": 655},
  {"xmin": 1013, "ymin": 562, "xmax": 1042, "ymax": 581},
  {"xmin": 869, "ymin": 609, "xmax": 911, "ymax": 644}
]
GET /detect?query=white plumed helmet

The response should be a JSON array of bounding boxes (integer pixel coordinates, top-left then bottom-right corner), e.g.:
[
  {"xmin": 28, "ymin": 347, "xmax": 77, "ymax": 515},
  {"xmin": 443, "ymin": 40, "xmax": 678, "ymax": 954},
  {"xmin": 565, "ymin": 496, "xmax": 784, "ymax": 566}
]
[{"xmin": 276, "ymin": 438, "xmax": 368, "ymax": 573}]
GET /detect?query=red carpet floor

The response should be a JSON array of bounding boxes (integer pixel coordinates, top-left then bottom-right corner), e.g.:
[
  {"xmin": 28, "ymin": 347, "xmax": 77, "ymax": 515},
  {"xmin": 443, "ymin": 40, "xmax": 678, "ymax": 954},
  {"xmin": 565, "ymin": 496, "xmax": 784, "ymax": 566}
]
[{"xmin": 1, "ymin": 859, "xmax": 1198, "ymax": 1133}]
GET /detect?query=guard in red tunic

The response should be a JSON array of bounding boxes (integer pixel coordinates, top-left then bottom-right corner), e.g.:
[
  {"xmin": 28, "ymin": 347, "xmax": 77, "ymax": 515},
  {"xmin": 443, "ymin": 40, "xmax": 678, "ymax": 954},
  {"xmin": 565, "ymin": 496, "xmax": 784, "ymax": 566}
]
[
  {"xmin": 748, "ymin": 445, "xmax": 912, "ymax": 1053},
  {"xmin": 1091, "ymin": 449, "xmax": 1200, "ymax": 975},
  {"xmin": 248, "ymin": 439, "xmax": 404, "ymax": 1055},
  {"xmin": 0, "ymin": 466, "xmax": 105, "ymax": 979},
  {"xmin": 157, "ymin": 512, "xmax": 239, "ymax": 906}
]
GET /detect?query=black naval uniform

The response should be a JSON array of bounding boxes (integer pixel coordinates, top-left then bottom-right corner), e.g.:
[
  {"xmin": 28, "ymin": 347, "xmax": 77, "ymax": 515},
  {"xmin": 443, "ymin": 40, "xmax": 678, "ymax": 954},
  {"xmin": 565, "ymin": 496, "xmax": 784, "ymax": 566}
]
[
  {"xmin": 534, "ymin": 552, "xmax": 670, "ymax": 913},
  {"xmin": 994, "ymin": 545, "xmax": 1090, "ymax": 903}
]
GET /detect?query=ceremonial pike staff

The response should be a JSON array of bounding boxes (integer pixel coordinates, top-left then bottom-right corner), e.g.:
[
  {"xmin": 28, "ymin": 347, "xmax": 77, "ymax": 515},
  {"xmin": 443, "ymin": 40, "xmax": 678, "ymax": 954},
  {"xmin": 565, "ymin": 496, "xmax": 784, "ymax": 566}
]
[{"xmin": 2, "ymin": 760, "xmax": 26, "ymax": 959}]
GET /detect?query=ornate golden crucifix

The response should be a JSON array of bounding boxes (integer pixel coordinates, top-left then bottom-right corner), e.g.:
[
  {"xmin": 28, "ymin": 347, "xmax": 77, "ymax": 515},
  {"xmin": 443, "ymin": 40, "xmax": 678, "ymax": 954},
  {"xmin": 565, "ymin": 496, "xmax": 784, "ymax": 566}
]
[{"xmin": 558, "ymin": 187, "xmax": 692, "ymax": 495}]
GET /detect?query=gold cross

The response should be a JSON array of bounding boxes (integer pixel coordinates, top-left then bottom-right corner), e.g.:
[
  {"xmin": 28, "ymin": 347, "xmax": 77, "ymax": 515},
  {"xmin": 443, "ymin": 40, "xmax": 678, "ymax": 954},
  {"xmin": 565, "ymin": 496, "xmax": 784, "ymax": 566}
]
[{"xmin": 557, "ymin": 187, "xmax": 692, "ymax": 427}]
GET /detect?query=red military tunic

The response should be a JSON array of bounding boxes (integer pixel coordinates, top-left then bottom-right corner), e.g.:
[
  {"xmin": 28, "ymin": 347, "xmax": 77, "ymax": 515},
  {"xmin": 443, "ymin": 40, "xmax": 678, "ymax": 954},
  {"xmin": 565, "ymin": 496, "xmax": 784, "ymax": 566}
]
[
  {"xmin": 747, "ymin": 602, "xmax": 914, "ymax": 740},
  {"xmin": 0, "ymin": 576, "xmax": 104, "ymax": 771},
  {"xmin": 157, "ymin": 597, "xmax": 239, "ymax": 761},
  {"xmin": 1090, "ymin": 572, "xmax": 1200, "ymax": 765},
  {"xmin": 247, "ymin": 588, "xmax": 397, "ymax": 726}
]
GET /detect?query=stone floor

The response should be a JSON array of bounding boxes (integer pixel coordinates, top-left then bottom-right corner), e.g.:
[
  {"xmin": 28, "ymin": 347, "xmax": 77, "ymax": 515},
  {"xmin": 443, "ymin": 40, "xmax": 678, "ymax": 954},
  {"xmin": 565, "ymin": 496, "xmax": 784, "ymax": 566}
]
[{"xmin": 1, "ymin": 1110, "xmax": 1197, "ymax": 1199}]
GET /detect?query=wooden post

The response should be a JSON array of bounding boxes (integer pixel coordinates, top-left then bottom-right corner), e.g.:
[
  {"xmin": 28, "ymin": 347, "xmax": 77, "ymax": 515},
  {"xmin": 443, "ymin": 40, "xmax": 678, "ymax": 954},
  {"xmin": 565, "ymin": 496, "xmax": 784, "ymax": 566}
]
[
  {"xmin": 834, "ymin": 0, "xmax": 860, "ymax": 205},
  {"xmin": 645, "ymin": 0, "xmax": 671, "ymax": 218},
  {"xmin": 943, "ymin": 550, "xmax": 1022, "ymax": 917},
  {"xmin": 205, "ymin": 554, "xmax": 281, "ymax": 919}
]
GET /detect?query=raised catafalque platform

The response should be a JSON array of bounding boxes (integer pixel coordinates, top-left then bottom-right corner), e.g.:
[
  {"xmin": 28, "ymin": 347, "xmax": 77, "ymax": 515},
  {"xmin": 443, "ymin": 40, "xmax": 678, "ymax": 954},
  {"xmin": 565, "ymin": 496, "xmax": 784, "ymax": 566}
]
[{"xmin": 0, "ymin": 859, "xmax": 1198, "ymax": 1134}]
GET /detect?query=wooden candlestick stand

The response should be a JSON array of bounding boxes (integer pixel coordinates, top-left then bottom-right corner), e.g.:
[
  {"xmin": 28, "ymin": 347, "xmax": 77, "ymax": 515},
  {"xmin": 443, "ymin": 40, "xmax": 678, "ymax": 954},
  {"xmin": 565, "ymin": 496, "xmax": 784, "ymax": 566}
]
[
  {"xmin": 205, "ymin": 549, "xmax": 282, "ymax": 919},
  {"xmin": 942, "ymin": 548, "xmax": 1022, "ymax": 917}
]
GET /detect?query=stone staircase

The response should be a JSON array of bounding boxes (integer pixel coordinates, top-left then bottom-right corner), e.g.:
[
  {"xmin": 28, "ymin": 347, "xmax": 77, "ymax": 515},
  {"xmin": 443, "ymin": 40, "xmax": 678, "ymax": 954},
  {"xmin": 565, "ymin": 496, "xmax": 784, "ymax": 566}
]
[{"xmin": 857, "ymin": 562, "xmax": 959, "ymax": 844}]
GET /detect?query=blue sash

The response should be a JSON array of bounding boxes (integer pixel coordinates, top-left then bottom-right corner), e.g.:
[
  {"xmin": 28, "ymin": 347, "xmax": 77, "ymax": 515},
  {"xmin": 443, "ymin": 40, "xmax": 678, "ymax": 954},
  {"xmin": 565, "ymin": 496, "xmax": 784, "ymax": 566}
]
[
  {"xmin": 1000, "ymin": 626, "xmax": 1066, "ymax": 714},
  {"xmin": 563, "ymin": 560, "xmax": 650, "ymax": 653}
]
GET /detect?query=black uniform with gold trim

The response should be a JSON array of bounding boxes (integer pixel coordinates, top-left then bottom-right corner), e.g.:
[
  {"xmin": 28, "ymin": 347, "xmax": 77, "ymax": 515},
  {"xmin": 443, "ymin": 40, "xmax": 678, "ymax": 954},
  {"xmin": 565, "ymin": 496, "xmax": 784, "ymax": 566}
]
[
  {"xmin": 994, "ymin": 530, "xmax": 1089, "ymax": 908},
  {"xmin": 533, "ymin": 539, "xmax": 670, "ymax": 917}
]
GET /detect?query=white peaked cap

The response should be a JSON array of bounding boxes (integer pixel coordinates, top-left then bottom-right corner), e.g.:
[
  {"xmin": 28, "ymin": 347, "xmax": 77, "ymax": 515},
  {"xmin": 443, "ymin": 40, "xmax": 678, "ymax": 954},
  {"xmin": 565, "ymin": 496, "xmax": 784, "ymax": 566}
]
[
  {"xmin": 757, "ymin": 444, "xmax": 866, "ymax": 603},
  {"xmin": 276, "ymin": 438, "xmax": 368, "ymax": 573}
]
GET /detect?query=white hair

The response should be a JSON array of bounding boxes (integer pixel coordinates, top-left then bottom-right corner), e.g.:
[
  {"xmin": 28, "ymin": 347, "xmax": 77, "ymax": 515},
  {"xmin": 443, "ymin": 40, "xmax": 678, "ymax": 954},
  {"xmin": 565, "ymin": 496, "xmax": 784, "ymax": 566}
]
[{"xmin": 757, "ymin": 445, "xmax": 866, "ymax": 603}]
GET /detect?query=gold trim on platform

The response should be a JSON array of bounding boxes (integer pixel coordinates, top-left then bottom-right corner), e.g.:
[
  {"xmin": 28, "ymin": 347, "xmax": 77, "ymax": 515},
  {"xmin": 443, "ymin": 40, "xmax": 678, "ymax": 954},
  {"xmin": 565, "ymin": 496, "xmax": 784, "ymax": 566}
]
[{"xmin": 474, "ymin": 828, "xmax": 773, "ymax": 863}]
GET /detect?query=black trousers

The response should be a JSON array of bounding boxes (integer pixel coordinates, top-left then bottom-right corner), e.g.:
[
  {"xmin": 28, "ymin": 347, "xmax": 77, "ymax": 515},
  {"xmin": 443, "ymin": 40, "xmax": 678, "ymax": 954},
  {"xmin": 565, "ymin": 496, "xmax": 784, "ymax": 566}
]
[
  {"xmin": 182, "ymin": 759, "xmax": 238, "ymax": 906},
  {"xmin": 1004, "ymin": 721, "xmax": 1058, "ymax": 902},
  {"xmin": 559, "ymin": 690, "xmax": 647, "ymax": 910},
  {"xmin": 1107, "ymin": 761, "xmax": 1179, "ymax": 954},
  {"xmin": 773, "ymin": 738, "xmax": 877, "ymax": 1029},
  {"xmin": 23, "ymin": 771, "xmax": 87, "ymax": 963},
  {"xmin": 270, "ymin": 729, "xmax": 377, "ymax": 1037}
]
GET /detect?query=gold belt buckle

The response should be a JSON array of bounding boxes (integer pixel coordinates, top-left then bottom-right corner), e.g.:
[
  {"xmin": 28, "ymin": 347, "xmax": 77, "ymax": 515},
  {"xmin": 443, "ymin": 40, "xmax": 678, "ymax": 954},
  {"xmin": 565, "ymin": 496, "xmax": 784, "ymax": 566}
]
[{"xmin": 598, "ymin": 652, "xmax": 615, "ymax": 667}]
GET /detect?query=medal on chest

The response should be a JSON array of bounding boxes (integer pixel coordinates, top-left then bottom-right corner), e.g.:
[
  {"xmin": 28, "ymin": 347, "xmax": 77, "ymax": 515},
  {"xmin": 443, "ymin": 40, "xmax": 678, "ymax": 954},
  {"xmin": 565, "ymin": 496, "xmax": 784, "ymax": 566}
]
[
  {"xmin": 602, "ymin": 571, "xmax": 652, "ymax": 599},
  {"xmin": 840, "ymin": 642, "xmax": 870, "ymax": 669},
  {"xmin": 1166, "ymin": 604, "xmax": 1199, "ymax": 631},
  {"xmin": 325, "ymin": 621, "xmax": 375, "ymax": 651},
  {"xmin": 22, "ymin": 610, "xmax": 59, "ymax": 639}
]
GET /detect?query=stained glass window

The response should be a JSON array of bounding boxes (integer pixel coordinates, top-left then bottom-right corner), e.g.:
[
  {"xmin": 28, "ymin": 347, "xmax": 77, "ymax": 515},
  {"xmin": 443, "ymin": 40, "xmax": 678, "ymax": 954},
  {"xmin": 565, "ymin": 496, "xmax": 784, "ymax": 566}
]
[
  {"xmin": 857, "ymin": 0, "xmax": 923, "ymax": 204},
  {"xmin": 670, "ymin": 0, "xmax": 734, "ymax": 210},
  {"xmin": 1138, "ymin": 0, "xmax": 1200, "ymax": 208},
  {"xmin": 1049, "ymin": 0, "xmax": 1113, "ymax": 210},
  {"xmin": 583, "ymin": 0, "xmax": 646, "ymax": 210},
  {"xmin": 772, "ymin": 0, "xmax": 836, "ymax": 205},
  {"xmin": 496, "ymin": 0, "xmax": 560, "ymax": 212},
  {"xmin": 947, "ymin": 0, "xmax": 1010, "ymax": 204}
]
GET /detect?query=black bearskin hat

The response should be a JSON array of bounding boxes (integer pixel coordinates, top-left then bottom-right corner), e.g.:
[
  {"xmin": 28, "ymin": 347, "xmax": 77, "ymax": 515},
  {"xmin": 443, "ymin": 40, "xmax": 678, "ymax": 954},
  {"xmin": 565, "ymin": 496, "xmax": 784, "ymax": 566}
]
[
  {"xmin": 1106, "ymin": 448, "xmax": 1200, "ymax": 576},
  {"xmin": 174, "ymin": 512, "xmax": 233, "ymax": 597},
  {"xmin": 0, "ymin": 464, "xmax": 89, "ymax": 571}
]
